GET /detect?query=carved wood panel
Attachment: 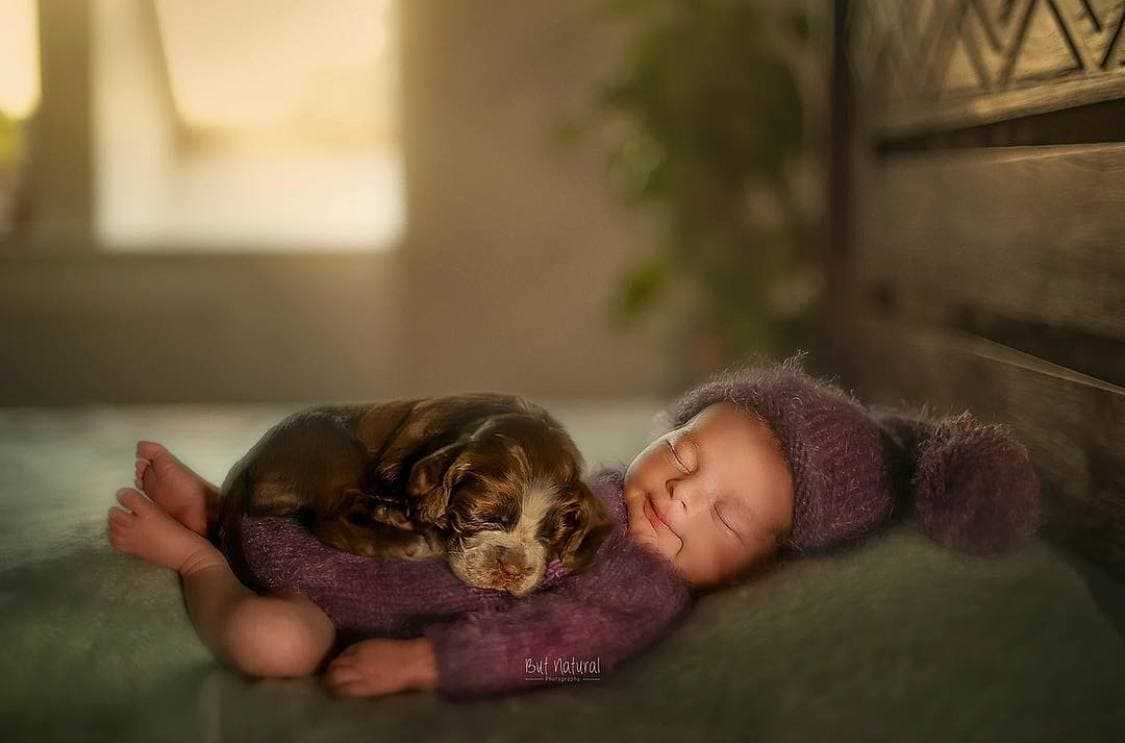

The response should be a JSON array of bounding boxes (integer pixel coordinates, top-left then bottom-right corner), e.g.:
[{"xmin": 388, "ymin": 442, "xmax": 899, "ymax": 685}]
[
  {"xmin": 834, "ymin": 0, "xmax": 1125, "ymax": 572},
  {"xmin": 849, "ymin": 0, "xmax": 1125, "ymax": 133}
]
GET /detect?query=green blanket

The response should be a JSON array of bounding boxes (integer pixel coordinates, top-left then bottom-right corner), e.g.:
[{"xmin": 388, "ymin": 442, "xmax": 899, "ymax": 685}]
[{"xmin": 2, "ymin": 405, "xmax": 1122, "ymax": 742}]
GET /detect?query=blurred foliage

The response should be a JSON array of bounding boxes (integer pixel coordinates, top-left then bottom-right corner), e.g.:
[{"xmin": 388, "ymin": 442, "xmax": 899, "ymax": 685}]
[
  {"xmin": 0, "ymin": 110, "xmax": 26, "ymax": 167},
  {"xmin": 594, "ymin": 0, "xmax": 823, "ymax": 371},
  {"xmin": 0, "ymin": 111, "xmax": 27, "ymax": 238}
]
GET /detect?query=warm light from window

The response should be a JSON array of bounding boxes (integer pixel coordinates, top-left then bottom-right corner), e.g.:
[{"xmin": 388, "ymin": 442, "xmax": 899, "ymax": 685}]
[
  {"xmin": 0, "ymin": 0, "xmax": 41, "ymax": 119},
  {"xmin": 93, "ymin": 0, "xmax": 402, "ymax": 252},
  {"xmin": 154, "ymin": 0, "xmax": 397, "ymax": 148}
]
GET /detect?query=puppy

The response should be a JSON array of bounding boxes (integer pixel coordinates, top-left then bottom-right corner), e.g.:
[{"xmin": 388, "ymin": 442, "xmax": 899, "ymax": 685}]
[{"xmin": 214, "ymin": 394, "xmax": 612, "ymax": 596}]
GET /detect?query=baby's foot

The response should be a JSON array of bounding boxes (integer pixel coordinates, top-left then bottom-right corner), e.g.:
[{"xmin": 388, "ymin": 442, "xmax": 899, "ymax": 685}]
[
  {"xmin": 135, "ymin": 441, "xmax": 211, "ymax": 536},
  {"xmin": 107, "ymin": 487, "xmax": 226, "ymax": 576}
]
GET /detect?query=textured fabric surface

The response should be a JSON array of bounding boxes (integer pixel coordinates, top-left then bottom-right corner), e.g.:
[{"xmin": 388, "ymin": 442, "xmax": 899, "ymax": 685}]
[
  {"xmin": 221, "ymin": 466, "xmax": 694, "ymax": 698},
  {"xmin": 664, "ymin": 357, "xmax": 1041, "ymax": 556},
  {"xmin": 2, "ymin": 405, "xmax": 1123, "ymax": 742}
]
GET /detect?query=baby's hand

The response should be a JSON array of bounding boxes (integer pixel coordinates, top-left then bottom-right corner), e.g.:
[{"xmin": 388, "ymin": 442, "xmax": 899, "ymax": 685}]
[{"xmin": 324, "ymin": 637, "xmax": 438, "ymax": 698}]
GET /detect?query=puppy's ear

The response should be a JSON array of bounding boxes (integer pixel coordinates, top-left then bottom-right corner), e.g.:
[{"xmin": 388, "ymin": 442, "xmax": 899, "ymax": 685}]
[
  {"xmin": 407, "ymin": 442, "xmax": 470, "ymax": 527},
  {"xmin": 556, "ymin": 485, "xmax": 614, "ymax": 571}
]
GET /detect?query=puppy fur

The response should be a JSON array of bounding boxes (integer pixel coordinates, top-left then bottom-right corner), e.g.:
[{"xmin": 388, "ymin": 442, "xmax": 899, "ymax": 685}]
[{"xmin": 214, "ymin": 394, "xmax": 612, "ymax": 596}]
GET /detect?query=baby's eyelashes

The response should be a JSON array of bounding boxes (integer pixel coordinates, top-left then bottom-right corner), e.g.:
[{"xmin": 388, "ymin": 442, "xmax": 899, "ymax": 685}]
[
  {"xmin": 665, "ymin": 432, "xmax": 699, "ymax": 474},
  {"xmin": 665, "ymin": 440, "xmax": 691, "ymax": 474},
  {"xmin": 713, "ymin": 505, "xmax": 744, "ymax": 544}
]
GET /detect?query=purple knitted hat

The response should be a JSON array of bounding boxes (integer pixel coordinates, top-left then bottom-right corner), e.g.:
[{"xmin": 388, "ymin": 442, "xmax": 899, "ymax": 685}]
[{"xmin": 662, "ymin": 354, "xmax": 1041, "ymax": 556}]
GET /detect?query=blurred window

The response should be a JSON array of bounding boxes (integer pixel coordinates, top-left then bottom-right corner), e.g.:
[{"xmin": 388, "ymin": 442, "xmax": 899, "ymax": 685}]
[
  {"xmin": 0, "ymin": 0, "xmax": 40, "ymax": 239},
  {"xmin": 0, "ymin": 0, "xmax": 40, "ymax": 120},
  {"xmin": 93, "ymin": 0, "xmax": 402, "ymax": 252}
]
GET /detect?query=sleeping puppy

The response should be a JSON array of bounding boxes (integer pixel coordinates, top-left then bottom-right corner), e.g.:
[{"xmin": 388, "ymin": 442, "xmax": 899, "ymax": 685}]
[{"xmin": 214, "ymin": 394, "xmax": 612, "ymax": 596}]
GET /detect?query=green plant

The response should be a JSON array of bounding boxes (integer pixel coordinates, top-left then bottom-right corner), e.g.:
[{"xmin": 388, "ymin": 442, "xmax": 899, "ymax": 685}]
[
  {"xmin": 0, "ymin": 110, "xmax": 25, "ymax": 167},
  {"xmin": 595, "ymin": 0, "xmax": 822, "ymax": 372}
]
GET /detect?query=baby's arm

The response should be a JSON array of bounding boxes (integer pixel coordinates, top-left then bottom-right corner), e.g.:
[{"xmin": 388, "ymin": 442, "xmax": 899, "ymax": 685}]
[
  {"xmin": 322, "ymin": 580, "xmax": 684, "ymax": 700},
  {"xmin": 228, "ymin": 516, "xmax": 514, "ymax": 635},
  {"xmin": 421, "ymin": 533, "xmax": 691, "ymax": 699}
]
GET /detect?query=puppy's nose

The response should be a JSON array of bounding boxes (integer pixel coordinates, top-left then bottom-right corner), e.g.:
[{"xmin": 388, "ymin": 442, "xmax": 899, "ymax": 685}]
[{"xmin": 494, "ymin": 545, "xmax": 528, "ymax": 576}]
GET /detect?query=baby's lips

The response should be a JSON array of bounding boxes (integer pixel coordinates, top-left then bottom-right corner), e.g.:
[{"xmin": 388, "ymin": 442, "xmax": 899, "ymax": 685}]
[
  {"xmin": 646, "ymin": 496, "xmax": 683, "ymax": 541},
  {"xmin": 644, "ymin": 497, "xmax": 671, "ymax": 533}
]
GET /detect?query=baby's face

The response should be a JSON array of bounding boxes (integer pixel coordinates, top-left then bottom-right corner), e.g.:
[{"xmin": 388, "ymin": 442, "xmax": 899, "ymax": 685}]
[{"xmin": 624, "ymin": 402, "xmax": 794, "ymax": 589}]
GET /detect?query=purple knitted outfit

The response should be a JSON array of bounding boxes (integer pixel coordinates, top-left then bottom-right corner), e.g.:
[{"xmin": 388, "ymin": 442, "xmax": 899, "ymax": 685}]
[
  {"xmin": 218, "ymin": 356, "xmax": 1041, "ymax": 699},
  {"xmin": 663, "ymin": 356, "xmax": 1041, "ymax": 556},
  {"xmin": 219, "ymin": 464, "xmax": 693, "ymax": 699}
]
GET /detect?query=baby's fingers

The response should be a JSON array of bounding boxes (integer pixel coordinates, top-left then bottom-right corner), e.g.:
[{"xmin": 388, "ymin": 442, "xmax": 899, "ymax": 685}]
[
  {"xmin": 325, "ymin": 672, "xmax": 394, "ymax": 698},
  {"xmin": 324, "ymin": 663, "xmax": 363, "ymax": 694},
  {"xmin": 327, "ymin": 680, "xmax": 374, "ymax": 697},
  {"xmin": 325, "ymin": 665, "xmax": 361, "ymax": 686}
]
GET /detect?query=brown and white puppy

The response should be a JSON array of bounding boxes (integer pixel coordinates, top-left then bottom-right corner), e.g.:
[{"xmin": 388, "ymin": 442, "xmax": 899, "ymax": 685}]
[
  {"xmin": 407, "ymin": 411, "xmax": 610, "ymax": 595},
  {"xmin": 215, "ymin": 394, "xmax": 611, "ymax": 596}
]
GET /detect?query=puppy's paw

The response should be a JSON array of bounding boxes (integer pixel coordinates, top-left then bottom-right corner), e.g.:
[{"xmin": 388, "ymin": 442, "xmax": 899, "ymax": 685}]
[
  {"xmin": 341, "ymin": 490, "xmax": 414, "ymax": 530},
  {"xmin": 371, "ymin": 502, "xmax": 415, "ymax": 531},
  {"xmin": 378, "ymin": 532, "xmax": 441, "ymax": 560}
]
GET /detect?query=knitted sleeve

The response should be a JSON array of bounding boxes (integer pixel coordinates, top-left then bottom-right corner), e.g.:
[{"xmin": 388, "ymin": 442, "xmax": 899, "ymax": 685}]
[
  {"xmin": 219, "ymin": 463, "xmax": 694, "ymax": 688},
  {"xmin": 223, "ymin": 517, "xmax": 512, "ymax": 637},
  {"xmin": 422, "ymin": 516, "xmax": 694, "ymax": 699}
]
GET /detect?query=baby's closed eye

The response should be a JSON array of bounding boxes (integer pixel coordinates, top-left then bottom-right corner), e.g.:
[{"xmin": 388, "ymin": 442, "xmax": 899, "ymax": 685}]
[
  {"xmin": 712, "ymin": 504, "xmax": 742, "ymax": 543},
  {"xmin": 666, "ymin": 433, "xmax": 699, "ymax": 474}
]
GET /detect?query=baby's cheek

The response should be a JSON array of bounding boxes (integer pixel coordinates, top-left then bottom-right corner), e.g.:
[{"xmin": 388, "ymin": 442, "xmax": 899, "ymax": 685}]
[{"xmin": 687, "ymin": 533, "xmax": 734, "ymax": 582}]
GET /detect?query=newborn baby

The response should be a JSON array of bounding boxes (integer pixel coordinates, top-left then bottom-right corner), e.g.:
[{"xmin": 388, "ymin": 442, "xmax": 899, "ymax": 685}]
[{"xmin": 107, "ymin": 357, "xmax": 1040, "ymax": 699}]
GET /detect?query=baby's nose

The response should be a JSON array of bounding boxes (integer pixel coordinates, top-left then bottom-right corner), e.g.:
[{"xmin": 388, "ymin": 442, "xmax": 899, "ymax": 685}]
[{"xmin": 667, "ymin": 484, "xmax": 691, "ymax": 510}]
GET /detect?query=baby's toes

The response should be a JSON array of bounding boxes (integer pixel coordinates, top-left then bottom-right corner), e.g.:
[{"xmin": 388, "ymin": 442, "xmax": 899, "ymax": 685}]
[
  {"xmin": 116, "ymin": 487, "xmax": 155, "ymax": 516},
  {"xmin": 136, "ymin": 441, "xmax": 168, "ymax": 461},
  {"xmin": 108, "ymin": 505, "xmax": 135, "ymax": 528},
  {"xmin": 107, "ymin": 509, "xmax": 134, "ymax": 551},
  {"xmin": 134, "ymin": 458, "xmax": 151, "ymax": 490}
]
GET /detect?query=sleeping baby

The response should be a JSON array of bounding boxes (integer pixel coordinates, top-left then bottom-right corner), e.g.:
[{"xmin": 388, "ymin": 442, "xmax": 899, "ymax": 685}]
[{"xmin": 106, "ymin": 355, "xmax": 1041, "ymax": 699}]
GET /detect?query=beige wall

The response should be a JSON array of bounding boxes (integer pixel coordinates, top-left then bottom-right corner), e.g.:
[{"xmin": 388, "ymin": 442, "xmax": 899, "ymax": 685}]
[
  {"xmin": 401, "ymin": 1, "xmax": 671, "ymax": 397},
  {"xmin": 0, "ymin": 0, "xmax": 675, "ymax": 404}
]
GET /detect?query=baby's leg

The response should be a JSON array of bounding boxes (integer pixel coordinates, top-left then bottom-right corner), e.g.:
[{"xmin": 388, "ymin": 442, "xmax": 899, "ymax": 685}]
[
  {"xmin": 108, "ymin": 488, "xmax": 335, "ymax": 678},
  {"xmin": 182, "ymin": 562, "xmax": 336, "ymax": 678}
]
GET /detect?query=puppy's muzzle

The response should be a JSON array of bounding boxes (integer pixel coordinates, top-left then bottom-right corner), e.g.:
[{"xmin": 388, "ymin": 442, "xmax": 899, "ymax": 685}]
[
  {"xmin": 450, "ymin": 537, "xmax": 546, "ymax": 597},
  {"xmin": 492, "ymin": 545, "xmax": 530, "ymax": 581}
]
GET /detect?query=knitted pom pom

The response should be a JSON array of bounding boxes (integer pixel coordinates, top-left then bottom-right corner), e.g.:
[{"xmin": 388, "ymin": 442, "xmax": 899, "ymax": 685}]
[{"xmin": 913, "ymin": 413, "xmax": 1041, "ymax": 556}]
